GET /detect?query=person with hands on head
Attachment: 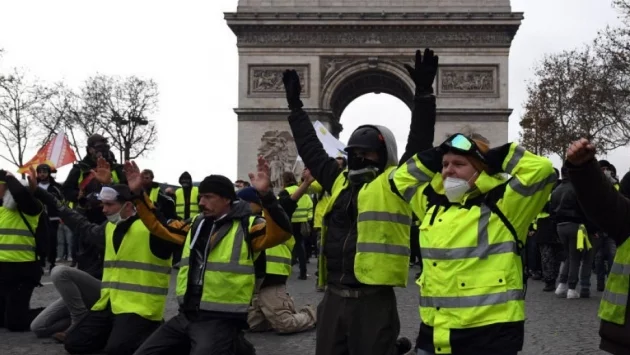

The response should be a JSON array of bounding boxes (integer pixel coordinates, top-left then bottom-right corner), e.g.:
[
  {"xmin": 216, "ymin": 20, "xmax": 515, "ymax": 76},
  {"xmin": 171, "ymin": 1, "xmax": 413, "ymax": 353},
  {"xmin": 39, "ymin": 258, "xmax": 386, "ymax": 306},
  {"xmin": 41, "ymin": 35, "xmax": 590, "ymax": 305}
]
[
  {"xmin": 565, "ymin": 138, "xmax": 630, "ymax": 355},
  {"xmin": 282, "ymin": 48, "xmax": 438, "ymax": 355},
  {"xmin": 394, "ymin": 127, "xmax": 556, "ymax": 353},
  {"xmin": 130, "ymin": 156, "xmax": 293, "ymax": 355},
  {"xmin": 0, "ymin": 168, "xmax": 46, "ymax": 332}
]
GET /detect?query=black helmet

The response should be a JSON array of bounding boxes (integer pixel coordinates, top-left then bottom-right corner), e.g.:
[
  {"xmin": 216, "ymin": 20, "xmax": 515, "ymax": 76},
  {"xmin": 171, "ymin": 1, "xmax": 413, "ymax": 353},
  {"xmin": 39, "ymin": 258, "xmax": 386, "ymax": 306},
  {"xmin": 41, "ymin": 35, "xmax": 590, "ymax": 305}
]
[
  {"xmin": 36, "ymin": 163, "xmax": 51, "ymax": 173},
  {"xmin": 345, "ymin": 126, "xmax": 385, "ymax": 153}
]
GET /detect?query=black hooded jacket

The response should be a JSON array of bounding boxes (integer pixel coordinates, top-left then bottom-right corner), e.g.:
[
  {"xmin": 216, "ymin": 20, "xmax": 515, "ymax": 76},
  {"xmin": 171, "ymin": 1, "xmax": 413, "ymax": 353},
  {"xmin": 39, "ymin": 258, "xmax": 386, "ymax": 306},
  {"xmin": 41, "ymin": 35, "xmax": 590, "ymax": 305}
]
[{"xmin": 287, "ymin": 95, "xmax": 436, "ymax": 287}]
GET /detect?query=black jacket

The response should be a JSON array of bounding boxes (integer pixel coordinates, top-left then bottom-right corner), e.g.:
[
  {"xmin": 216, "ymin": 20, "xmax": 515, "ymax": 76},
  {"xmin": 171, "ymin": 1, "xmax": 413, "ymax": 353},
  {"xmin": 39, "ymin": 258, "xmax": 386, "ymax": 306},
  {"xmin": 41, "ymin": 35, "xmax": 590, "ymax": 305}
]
[
  {"xmin": 550, "ymin": 179, "xmax": 596, "ymax": 232},
  {"xmin": 147, "ymin": 183, "xmax": 177, "ymax": 221},
  {"xmin": 37, "ymin": 178, "xmax": 63, "ymax": 220},
  {"xmin": 287, "ymin": 94, "xmax": 436, "ymax": 287},
  {"xmin": 62, "ymin": 155, "xmax": 127, "ymax": 204}
]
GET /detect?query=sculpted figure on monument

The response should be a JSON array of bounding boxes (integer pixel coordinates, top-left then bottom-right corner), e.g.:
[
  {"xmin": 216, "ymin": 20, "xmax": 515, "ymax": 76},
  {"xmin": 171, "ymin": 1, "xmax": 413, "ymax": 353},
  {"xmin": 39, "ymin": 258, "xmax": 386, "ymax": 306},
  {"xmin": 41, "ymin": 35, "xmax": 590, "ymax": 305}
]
[{"xmin": 258, "ymin": 130, "xmax": 298, "ymax": 188}]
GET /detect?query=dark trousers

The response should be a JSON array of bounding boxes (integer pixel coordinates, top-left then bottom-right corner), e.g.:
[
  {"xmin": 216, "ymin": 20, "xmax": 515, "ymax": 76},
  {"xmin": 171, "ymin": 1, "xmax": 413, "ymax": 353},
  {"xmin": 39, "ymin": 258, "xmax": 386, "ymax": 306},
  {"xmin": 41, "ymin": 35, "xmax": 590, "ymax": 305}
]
[
  {"xmin": 316, "ymin": 286, "xmax": 400, "ymax": 355},
  {"xmin": 47, "ymin": 221, "xmax": 60, "ymax": 265},
  {"xmin": 410, "ymin": 226, "xmax": 421, "ymax": 264},
  {"xmin": 0, "ymin": 262, "xmax": 44, "ymax": 331},
  {"xmin": 594, "ymin": 235, "xmax": 617, "ymax": 288},
  {"xmin": 557, "ymin": 222, "xmax": 594, "ymax": 289},
  {"xmin": 539, "ymin": 243, "xmax": 563, "ymax": 284},
  {"xmin": 291, "ymin": 223, "xmax": 307, "ymax": 277},
  {"xmin": 133, "ymin": 313, "xmax": 252, "ymax": 355},
  {"xmin": 64, "ymin": 307, "xmax": 161, "ymax": 355},
  {"xmin": 527, "ymin": 232, "xmax": 541, "ymax": 273}
]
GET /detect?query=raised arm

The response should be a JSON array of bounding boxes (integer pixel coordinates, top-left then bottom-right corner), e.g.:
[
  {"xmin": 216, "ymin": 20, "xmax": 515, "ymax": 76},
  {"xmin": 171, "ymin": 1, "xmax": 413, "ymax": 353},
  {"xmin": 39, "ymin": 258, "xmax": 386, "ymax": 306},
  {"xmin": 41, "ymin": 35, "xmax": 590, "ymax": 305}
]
[
  {"xmin": 1, "ymin": 171, "xmax": 42, "ymax": 216},
  {"xmin": 399, "ymin": 48, "xmax": 439, "ymax": 165},
  {"xmin": 283, "ymin": 70, "xmax": 342, "ymax": 194}
]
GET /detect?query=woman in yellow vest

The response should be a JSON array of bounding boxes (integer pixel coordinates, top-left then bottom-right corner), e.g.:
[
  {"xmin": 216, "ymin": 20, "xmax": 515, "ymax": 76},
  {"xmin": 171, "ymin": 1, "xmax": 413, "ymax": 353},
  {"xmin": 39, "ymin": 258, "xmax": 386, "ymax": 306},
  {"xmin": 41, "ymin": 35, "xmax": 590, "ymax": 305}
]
[
  {"xmin": 394, "ymin": 133, "xmax": 556, "ymax": 355},
  {"xmin": 565, "ymin": 138, "xmax": 630, "ymax": 355}
]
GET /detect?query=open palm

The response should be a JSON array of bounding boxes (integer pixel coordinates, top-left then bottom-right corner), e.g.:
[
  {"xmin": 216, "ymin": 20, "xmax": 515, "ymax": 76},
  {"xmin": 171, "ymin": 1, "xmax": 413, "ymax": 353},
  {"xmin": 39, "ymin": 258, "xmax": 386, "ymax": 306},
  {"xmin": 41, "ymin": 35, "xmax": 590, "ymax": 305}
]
[
  {"xmin": 91, "ymin": 157, "xmax": 112, "ymax": 184},
  {"xmin": 248, "ymin": 155, "xmax": 271, "ymax": 194},
  {"xmin": 123, "ymin": 161, "xmax": 143, "ymax": 193}
]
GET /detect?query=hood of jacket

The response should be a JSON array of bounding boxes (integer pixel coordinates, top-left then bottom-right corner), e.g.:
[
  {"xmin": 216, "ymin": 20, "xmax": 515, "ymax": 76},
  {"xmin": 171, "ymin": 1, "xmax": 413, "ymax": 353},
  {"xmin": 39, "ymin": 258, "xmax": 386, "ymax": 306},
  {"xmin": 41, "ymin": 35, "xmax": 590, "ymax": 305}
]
[
  {"xmin": 369, "ymin": 124, "xmax": 398, "ymax": 169},
  {"xmin": 179, "ymin": 171, "xmax": 192, "ymax": 184}
]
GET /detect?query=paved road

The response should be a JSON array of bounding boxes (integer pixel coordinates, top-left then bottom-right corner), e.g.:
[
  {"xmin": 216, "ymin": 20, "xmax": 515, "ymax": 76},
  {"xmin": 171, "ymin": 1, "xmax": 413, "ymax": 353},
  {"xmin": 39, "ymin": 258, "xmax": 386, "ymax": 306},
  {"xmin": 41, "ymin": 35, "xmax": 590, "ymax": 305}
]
[{"xmin": 0, "ymin": 264, "xmax": 606, "ymax": 355}]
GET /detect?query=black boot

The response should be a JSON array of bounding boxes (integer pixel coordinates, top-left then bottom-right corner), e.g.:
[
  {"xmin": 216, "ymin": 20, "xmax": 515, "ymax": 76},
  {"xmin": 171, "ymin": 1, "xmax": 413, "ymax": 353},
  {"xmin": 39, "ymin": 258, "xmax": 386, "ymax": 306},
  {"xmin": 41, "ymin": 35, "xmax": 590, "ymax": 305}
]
[{"xmin": 542, "ymin": 281, "xmax": 555, "ymax": 292}]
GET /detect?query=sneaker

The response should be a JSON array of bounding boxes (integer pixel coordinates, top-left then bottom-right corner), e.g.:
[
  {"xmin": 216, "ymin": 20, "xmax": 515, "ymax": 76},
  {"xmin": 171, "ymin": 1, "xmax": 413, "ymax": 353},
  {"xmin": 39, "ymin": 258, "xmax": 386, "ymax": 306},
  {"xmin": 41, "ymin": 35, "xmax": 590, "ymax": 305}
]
[
  {"xmin": 580, "ymin": 288, "xmax": 590, "ymax": 298},
  {"xmin": 396, "ymin": 337, "xmax": 412, "ymax": 355},
  {"xmin": 543, "ymin": 281, "xmax": 555, "ymax": 292},
  {"xmin": 555, "ymin": 283, "xmax": 568, "ymax": 297},
  {"xmin": 567, "ymin": 289, "xmax": 580, "ymax": 299}
]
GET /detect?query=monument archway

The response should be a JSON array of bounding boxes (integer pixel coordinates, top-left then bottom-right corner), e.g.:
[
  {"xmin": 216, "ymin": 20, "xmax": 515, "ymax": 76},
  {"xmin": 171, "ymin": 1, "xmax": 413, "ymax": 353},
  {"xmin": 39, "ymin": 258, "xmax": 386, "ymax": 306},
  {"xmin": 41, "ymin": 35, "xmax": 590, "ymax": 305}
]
[{"xmin": 226, "ymin": 0, "xmax": 523, "ymax": 186}]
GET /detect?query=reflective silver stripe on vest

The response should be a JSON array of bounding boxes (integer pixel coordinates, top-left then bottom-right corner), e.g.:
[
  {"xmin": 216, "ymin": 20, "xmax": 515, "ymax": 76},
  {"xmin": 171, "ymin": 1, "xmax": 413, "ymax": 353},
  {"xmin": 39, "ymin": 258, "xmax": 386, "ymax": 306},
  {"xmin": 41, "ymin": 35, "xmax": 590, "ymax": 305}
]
[
  {"xmin": 0, "ymin": 244, "xmax": 36, "ymax": 251},
  {"xmin": 358, "ymin": 211, "xmax": 412, "ymax": 226},
  {"xmin": 419, "ymin": 289, "xmax": 524, "ymax": 308},
  {"xmin": 401, "ymin": 158, "xmax": 432, "ymax": 202},
  {"xmin": 509, "ymin": 172, "xmax": 557, "ymax": 197},
  {"xmin": 205, "ymin": 261, "xmax": 252, "ymax": 273},
  {"xmin": 356, "ymin": 242, "xmax": 410, "ymax": 256},
  {"xmin": 504, "ymin": 145, "xmax": 525, "ymax": 175},
  {"xmin": 421, "ymin": 204, "xmax": 518, "ymax": 260},
  {"xmin": 266, "ymin": 255, "xmax": 292, "ymax": 265},
  {"xmin": 102, "ymin": 260, "xmax": 172, "ymax": 274},
  {"xmin": 200, "ymin": 301, "xmax": 249, "ymax": 313},
  {"xmin": 602, "ymin": 289, "xmax": 629, "ymax": 306},
  {"xmin": 101, "ymin": 281, "xmax": 169, "ymax": 296},
  {"xmin": 610, "ymin": 262, "xmax": 630, "ymax": 275},
  {"xmin": 0, "ymin": 228, "xmax": 34, "ymax": 237}
]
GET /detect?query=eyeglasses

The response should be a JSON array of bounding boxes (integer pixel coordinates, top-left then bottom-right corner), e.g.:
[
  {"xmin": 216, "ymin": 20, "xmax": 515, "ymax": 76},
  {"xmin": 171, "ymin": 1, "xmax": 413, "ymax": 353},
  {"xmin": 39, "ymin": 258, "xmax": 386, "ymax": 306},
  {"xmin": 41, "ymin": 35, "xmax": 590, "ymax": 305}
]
[{"xmin": 440, "ymin": 134, "xmax": 487, "ymax": 163}]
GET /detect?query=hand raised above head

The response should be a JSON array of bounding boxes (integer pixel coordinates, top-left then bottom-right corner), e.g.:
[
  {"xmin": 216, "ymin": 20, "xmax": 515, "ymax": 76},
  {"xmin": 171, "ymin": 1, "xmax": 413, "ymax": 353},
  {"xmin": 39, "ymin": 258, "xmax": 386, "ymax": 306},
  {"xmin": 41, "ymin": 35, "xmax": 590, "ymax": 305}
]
[
  {"xmin": 282, "ymin": 69, "xmax": 303, "ymax": 110},
  {"xmin": 248, "ymin": 155, "xmax": 271, "ymax": 194},
  {"xmin": 404, "ymin": 48, "xmax": 439, "ymax": 95},
  {"xmin": 566, "ymin": 138, "xmax": 596, "ymax": 166}
]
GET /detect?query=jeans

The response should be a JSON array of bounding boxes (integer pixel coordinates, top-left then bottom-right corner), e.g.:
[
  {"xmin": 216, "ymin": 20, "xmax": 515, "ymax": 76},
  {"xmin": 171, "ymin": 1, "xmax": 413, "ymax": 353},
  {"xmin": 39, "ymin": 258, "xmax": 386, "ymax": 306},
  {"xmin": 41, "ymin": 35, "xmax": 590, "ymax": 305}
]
[
  {"xmin": 30, "ymin": 266, "xmax": 101, "ymax": 337},
  {"xmin": 57, "ymin": 223, "xmax": 74, "ymax": 260},
  {"xmin": 595, "ymin": 235, "xmax": 617, "ymax": 288}
]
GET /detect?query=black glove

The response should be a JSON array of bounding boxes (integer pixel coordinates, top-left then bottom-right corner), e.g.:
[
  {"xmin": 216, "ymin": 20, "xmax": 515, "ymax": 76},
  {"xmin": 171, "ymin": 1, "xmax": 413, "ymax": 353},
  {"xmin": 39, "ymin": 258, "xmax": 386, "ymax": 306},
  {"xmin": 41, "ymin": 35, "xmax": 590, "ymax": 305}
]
[
  {"xmin": 0, "ymin": 169, "xmax": 7, "ymax": 183},
  {"xmin": 34, "ymin": 188, "xmax": 64, "ymax": 212},
  {"xmin": 404, "ymin": 48, "xmax": 439, "ymax": 96},
  {"xmin": 484, "ymin": 143, "xmax": 512, "ymax": 175},
  {"xmin": 282, "ymin": 69, "xmax": 304, "ymax": 110}
]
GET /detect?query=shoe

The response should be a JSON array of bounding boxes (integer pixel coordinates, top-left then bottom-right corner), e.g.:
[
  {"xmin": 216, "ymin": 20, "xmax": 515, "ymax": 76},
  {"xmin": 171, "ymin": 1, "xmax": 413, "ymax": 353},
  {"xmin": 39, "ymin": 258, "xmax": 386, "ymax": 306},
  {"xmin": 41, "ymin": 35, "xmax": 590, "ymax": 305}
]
[
  {"xmin": 530, "ymin": 272, "xmax": 542, "ymax": 281},
  {"xmin": 555, "ymin": 283, "xmax": 568, "ymax": 297},
  {"xmin": 597, "ymin": 283, "xmax": 605, "ymax": 292},
  {"xmin": 543, "ymin": 281, "xmax": 555, "ymax": 292},
  {"xmin": 396, "ymin": 337, "xmax": 412, "ymax": 355},
  {"xmin": 298, "ymin": 274, "xmax": 307, "ymax": 280},
  {"xmin": 52, "ymin": 332, "xmax": 66, "ymax": 343},
  {"xmin": 567, "ymin": 289, "xmax": 580, "ymax": 299},
  {"xmin": 580, "ymin": 288, "xmax": 590, "ymax": 298}
]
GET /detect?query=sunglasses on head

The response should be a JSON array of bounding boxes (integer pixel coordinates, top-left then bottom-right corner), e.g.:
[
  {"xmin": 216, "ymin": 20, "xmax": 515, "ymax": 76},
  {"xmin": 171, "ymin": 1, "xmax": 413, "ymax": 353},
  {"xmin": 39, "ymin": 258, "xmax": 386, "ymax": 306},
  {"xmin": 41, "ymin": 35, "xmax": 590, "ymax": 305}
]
[{"xmin": 440, "ymin": 134, "xmax": 487, "ymax": 163}]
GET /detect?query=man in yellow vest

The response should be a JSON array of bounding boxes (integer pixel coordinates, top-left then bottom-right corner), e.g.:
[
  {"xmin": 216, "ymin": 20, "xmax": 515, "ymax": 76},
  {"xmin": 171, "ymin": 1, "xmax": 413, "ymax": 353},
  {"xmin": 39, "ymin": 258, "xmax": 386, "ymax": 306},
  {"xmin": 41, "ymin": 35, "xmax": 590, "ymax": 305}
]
[
  {"xmin": 0, "ymin": 170, "xmax": 46, "ymax": 332},
  {"xmin": 130, "ymin": 157, "xmax": 293, "ymax": 354},
  {"xmin": 175, "ymin": 171, "xmax": 199, "ymax": 220},
  {"xmin": 36, "ymin": 181, "xmax": 179, "ymax": 355},
  {"xmin": 140, "ymin": 169, "xmax": 176, "ymax": 221},
  {"xmin": 280, "ymin": 171, "xmax": 313, "ymax": 280},
  {"xmin": 566, "ymin": 138, "xmax": 630, "ymax": 355},
  {"xmin": 242, "ymin": 177, "xmax": 316, "ymax": 334},
  {"xmin": 281, "ymin": 47, "xmax": 438, "ymax": 355}
]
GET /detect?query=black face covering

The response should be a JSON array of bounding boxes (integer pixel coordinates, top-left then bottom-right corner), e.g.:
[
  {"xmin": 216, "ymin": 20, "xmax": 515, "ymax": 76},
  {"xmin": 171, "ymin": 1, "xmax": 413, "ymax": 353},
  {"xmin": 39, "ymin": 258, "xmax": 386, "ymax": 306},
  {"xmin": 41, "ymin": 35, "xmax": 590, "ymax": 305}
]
[{"xmin": 347, "ymin": 156, "xmax": 380, "ymax": 184}]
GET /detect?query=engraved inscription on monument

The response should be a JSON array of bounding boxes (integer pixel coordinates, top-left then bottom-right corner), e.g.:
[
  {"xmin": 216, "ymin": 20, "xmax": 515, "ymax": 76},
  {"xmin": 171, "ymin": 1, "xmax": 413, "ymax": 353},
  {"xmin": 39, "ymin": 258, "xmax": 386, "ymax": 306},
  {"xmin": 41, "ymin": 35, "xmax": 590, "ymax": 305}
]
[
  {"xmin": 438, "ymin": 66, "xmax": 498, "ymax": 97},
  {"xmin": 248, "ymin": 65, "xmax": 309, "ymax": 97}
]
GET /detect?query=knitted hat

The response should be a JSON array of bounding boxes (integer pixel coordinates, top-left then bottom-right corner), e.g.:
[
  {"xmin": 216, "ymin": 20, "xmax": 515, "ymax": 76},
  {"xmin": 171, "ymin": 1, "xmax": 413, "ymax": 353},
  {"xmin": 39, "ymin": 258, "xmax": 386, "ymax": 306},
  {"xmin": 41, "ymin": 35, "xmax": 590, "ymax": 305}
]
[
  {"xmin": 199, "ymin": 175, "xmax": 237, "ymax": 201},
  {"xmin": 237, "ymin": 187, "xmax": 261, "ymax": 206},
  {"xmin": 466, "ymin": 138, "xmax": 490, "ymax": 174}
]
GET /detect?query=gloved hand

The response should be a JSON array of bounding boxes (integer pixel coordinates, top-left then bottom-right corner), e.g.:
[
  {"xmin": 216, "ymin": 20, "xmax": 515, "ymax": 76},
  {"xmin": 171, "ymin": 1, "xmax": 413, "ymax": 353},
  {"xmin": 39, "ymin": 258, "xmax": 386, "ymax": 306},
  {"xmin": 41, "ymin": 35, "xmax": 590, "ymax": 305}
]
[
  {"xmin": 0, "ymin": 169, "xmax": 7, "ymax": 182},
  {"xmin": 282, "ymin": 69, "xmax": 304, "ymax": 110},
  {"xmin": 404, "ymin": 48, "xmax": 439, "ymax": 96},
  {"xmin": 34, "ymin": 188, "xmax": 64, "ymax": 212}
]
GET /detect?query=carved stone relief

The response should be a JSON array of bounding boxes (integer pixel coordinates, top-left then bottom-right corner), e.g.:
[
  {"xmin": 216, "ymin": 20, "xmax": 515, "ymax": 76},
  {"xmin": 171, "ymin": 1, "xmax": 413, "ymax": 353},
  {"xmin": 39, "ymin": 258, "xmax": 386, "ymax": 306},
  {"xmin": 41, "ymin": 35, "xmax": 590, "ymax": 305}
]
[
  {"xmin": 257, "ymin": 130, "xmax": 299, "ymax": 189},
  {"xmin": 249, "ymin": 65, "xmax": 309, "ymax": 97},
  {"xmin": 438, "ymin": 66, "xmax": 498, "ymax": 96},
  {"xmin": 237, "ymin": 30, "xmax": 514, "ymax": 48}
]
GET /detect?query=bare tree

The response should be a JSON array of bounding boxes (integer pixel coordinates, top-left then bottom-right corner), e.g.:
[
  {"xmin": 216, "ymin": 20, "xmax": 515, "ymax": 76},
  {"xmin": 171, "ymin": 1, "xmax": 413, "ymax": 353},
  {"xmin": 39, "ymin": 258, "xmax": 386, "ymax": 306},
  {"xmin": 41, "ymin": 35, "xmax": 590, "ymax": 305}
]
[
  {"xmin": 0, "ymin": 69, "xmax": 52, "ymax": 168},
  {"xmin": 79, "ymin": 75, "xmax": 159, "ymax": 162}
]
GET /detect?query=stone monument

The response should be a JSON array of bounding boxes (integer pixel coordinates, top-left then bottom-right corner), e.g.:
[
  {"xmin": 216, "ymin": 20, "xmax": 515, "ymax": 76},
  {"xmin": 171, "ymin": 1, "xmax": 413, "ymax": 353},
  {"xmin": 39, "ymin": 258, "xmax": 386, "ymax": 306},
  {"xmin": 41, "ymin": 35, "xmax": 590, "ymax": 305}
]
[{"xmin": 225, "ymin": 0, "xmax": 523, "ymax": 185}]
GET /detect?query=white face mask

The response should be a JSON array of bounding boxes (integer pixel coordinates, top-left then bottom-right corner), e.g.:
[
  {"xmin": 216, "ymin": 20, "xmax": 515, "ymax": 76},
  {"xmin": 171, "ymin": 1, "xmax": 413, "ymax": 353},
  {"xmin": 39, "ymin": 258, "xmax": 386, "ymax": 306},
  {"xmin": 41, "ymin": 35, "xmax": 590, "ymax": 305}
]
[
  {"xmin": 106, "ymin": 202, "xmax": 131, "ymax": 225},
  {"xmin": 2, "ymin": 190, "xmax": 17, "ymax": 210}
]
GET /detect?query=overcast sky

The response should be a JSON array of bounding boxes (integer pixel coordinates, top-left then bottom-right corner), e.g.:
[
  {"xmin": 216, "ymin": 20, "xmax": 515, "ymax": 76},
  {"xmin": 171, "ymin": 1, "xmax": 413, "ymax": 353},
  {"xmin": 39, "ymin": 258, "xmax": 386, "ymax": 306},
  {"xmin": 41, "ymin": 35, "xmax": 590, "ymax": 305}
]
[{"xmin": 0, "ymin": 0, "xmax": 625, "ymax": 184}]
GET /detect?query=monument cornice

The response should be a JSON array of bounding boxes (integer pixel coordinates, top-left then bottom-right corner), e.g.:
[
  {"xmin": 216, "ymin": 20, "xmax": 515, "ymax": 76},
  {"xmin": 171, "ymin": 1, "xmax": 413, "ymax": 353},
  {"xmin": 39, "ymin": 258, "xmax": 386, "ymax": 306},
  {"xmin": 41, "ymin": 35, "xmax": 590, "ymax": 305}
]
[
  {"xmin": 224, "ymin": 11, "xmax": 524, "ymax": 22},
  {"xmin": 228, "ymin": 24, "xmax": 520, "ymax": 48}
]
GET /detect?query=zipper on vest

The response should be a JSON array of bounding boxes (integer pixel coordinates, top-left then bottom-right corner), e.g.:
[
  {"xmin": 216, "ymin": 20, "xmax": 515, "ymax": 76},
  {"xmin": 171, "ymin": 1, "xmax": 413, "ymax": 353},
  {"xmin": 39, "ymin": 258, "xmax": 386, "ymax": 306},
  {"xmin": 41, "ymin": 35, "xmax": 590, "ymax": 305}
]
[
  {"xmin": 198, "ymin": 223, "xmax": 217, "ymax": 286},
  {"xmin": 340, "ymin": 187, "xmax": 355, "ymax": 284}
]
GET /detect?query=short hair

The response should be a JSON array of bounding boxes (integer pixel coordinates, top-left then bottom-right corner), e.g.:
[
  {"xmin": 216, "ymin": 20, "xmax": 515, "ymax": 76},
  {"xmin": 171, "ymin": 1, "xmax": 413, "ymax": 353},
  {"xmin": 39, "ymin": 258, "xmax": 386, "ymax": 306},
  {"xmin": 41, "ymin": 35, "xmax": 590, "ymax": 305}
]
[
  {"xmin": 282, "ymin": 172, "xmax": 297, "ymax": 186},
  {"xmin": 234, "ymin": 179, "xmax": 250, "ymax": 187},
  {"xmin": 141, "ymin": 169, "xmax": 154, "ymax": 179}
]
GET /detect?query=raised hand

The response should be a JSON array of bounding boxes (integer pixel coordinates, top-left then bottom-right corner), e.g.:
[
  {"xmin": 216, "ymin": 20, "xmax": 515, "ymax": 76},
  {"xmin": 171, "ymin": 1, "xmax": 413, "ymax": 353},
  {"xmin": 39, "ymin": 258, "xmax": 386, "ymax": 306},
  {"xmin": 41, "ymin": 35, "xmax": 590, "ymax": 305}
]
[
  {"xmin": 27, "ymin": 166, "xmax": 38, "ymax": 192},
  {"xmin": 566, "ymin": 138, "xmax": 596, "ymax": 166},
  {"xmin": 91, "ymin": 157, "xmax": 112, "ymax": 184},
  {"xmin": 301, "ymin": 168, "xmax": 315, "ymax": 184},
  {"xmin": 123, "ymin": 160, "xmax": 143, "ymax": 193},
  {"xmin": 248, "ymin": 155, "xmax": 271, "ymax": 194},
  {"xmin": 404, "ymin": 48, "xmax": 439, "ymax": 95},
  {"xmin": 282, "ymin": 69, "xmax": 303, "ymax": 110}
]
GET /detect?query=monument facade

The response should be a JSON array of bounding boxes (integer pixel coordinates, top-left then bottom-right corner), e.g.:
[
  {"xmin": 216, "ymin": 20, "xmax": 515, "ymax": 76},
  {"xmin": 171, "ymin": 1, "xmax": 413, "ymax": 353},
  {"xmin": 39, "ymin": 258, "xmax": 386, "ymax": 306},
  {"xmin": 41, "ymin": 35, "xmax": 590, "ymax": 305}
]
[{"xmin": 225, "ymin": 0, "xmax": 523, "ymax": 185}]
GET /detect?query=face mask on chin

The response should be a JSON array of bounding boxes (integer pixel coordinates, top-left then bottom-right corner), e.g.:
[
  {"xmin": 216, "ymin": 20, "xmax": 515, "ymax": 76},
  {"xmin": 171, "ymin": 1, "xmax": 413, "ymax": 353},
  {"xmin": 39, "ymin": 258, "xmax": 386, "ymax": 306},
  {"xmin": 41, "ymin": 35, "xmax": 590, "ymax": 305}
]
[
  {"xmin": 443, "ymin": 172, "xmax": 478, "ymax": 203},
  {"xmin": 106, "ymin": 202, "xmax": 131, "ymax": 225}
]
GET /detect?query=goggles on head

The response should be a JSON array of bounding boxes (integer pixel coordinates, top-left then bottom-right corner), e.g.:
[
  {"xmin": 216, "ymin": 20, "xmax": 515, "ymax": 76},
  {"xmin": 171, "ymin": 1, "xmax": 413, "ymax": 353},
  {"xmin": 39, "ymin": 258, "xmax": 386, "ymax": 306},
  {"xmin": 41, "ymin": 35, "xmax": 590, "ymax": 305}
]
[
  {"xmin": 97, "ymin": 186, "xmax": 119, "ymax": 202},
  {"xmin": 440, "ymin": 134, "xmax": 487, "ymax": 163}
]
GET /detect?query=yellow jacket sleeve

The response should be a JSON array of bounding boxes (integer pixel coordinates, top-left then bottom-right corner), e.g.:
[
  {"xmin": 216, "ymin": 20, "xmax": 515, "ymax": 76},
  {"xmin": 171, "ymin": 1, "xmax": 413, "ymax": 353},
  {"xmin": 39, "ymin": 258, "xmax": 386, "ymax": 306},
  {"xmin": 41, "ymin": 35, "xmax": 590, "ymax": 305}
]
[{"xmin": 134, "ymin": 192, "xmax": 189, "ymax": 245}]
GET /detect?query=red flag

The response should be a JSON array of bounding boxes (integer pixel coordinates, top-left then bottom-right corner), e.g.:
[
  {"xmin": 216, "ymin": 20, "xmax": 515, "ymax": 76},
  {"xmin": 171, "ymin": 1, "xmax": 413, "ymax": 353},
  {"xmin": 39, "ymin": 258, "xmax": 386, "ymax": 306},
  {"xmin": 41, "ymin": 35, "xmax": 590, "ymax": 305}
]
[{"xmin": 18, "ymin": 133, "xmax": 77, "ymax": 174}]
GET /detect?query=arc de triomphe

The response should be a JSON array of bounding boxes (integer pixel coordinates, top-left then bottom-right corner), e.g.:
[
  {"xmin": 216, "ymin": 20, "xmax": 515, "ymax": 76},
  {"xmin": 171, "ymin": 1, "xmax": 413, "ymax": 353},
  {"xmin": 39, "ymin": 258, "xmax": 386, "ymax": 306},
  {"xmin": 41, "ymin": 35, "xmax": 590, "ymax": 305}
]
[{"xmin": 225, "ymin": 0, "xmax": 523, "ymax": 186}]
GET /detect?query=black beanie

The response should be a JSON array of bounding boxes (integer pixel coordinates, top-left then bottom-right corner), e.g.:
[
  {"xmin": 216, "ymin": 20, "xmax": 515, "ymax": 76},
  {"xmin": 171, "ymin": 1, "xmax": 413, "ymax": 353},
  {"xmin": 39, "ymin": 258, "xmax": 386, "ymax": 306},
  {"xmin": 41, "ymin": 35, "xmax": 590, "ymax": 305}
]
[{"xmin": 199, "ymin": 175, "xmax": 237, "ymax": 201}]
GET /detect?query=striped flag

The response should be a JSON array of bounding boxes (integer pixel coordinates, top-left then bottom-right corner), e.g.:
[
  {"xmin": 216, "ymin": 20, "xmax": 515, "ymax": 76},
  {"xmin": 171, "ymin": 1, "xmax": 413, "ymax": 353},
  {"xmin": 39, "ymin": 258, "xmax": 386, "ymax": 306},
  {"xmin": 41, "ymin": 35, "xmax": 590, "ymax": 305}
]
[{"xmin": 18, "ymin": 133, "xmax": 77, "ymax": 174}]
